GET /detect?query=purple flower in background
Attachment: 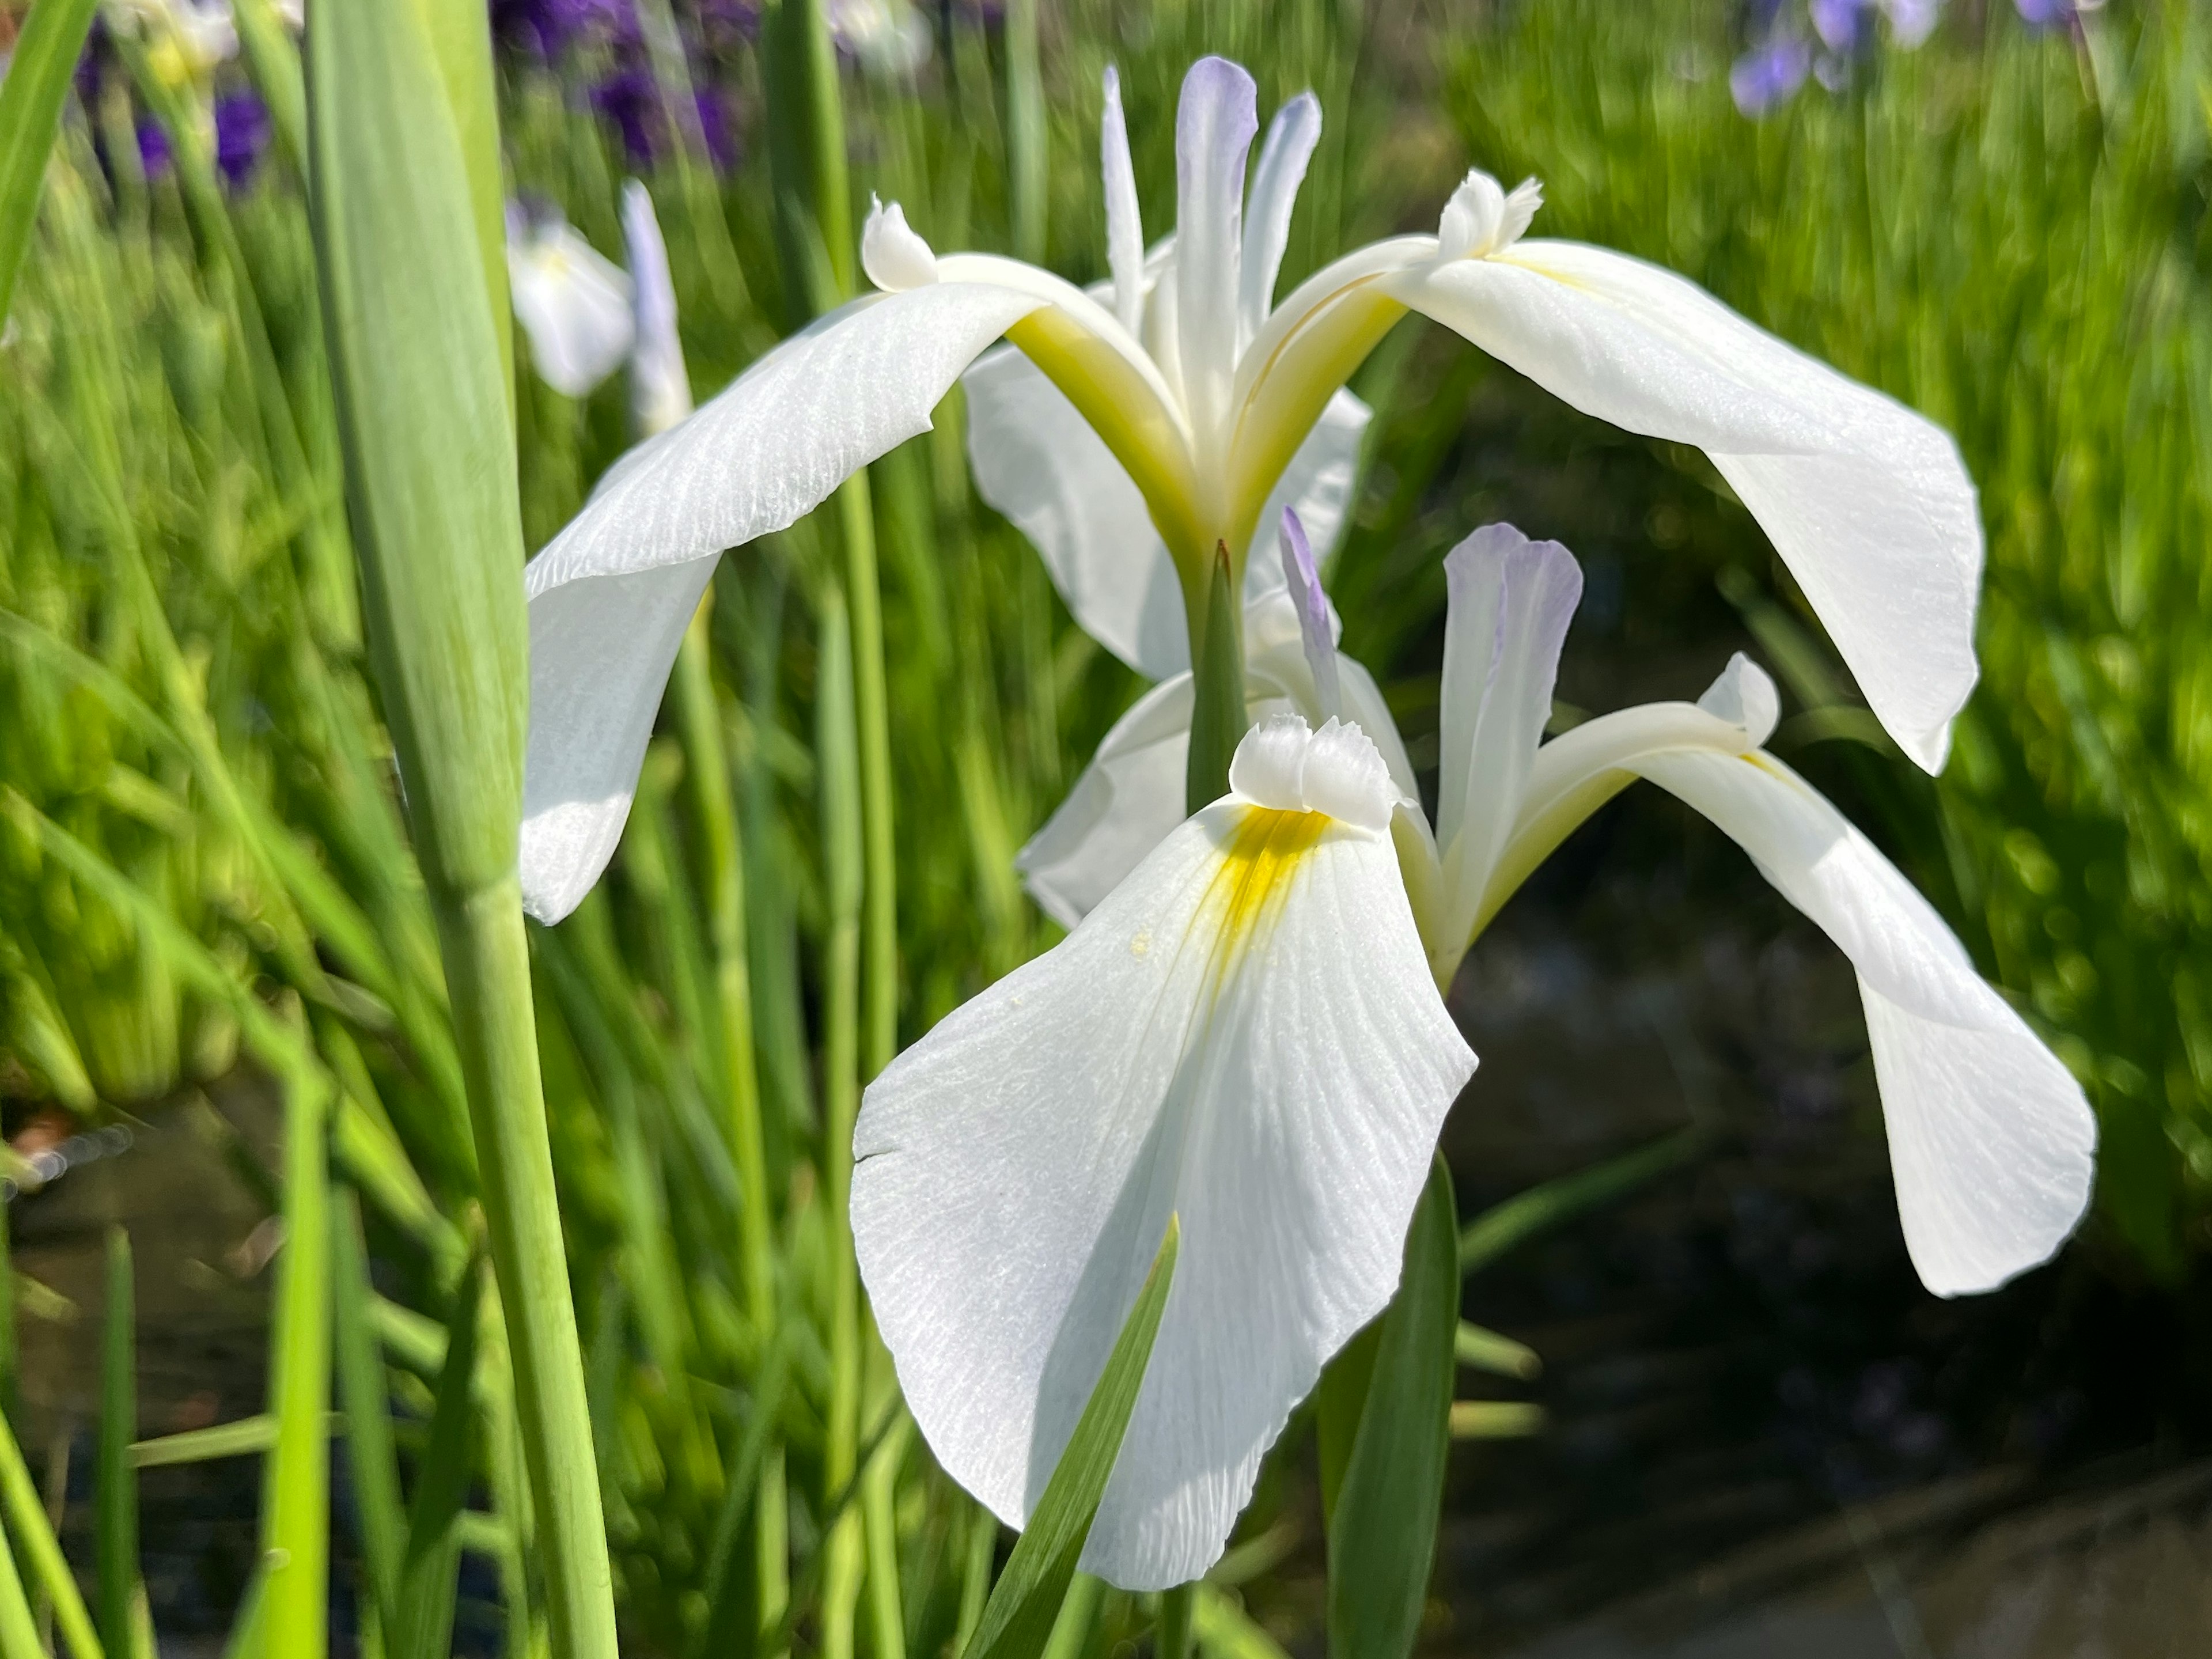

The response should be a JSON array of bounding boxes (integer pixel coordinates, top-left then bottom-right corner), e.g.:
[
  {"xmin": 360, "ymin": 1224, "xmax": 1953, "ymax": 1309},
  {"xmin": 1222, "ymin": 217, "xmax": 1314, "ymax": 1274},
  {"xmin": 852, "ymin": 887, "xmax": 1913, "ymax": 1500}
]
[
  {"xmin": 592, "ymin": 65, "xmax": 660, "ymax": 165},
  {"xmin": 1730, "ymin": 34, "xmax": 1812, "ymax": 115},
  {"xmin": 214, "ymin": 92, "xmax": 271, "ymax": 188},
  {"xmin": 695, "ymin": 85, "xmax": 738, "ymax": 172},
  {"xmin": 2014, "ymin": 0, "xmax": 2074, "ymax": 29},
  {"xmin": 1884, "ymin": 0, "xmax": 1941, "ymax": 47},
  {"xmin": 1810, "ymin": 0, "xmax": 1873, "ymax": 54},
  {"xmin": 495, "ymin": 0, "xmax": 636, "ymax": 57},
  {"xmin": 135, "ymin": 117, "xmax": 172, "ymax": 179}
]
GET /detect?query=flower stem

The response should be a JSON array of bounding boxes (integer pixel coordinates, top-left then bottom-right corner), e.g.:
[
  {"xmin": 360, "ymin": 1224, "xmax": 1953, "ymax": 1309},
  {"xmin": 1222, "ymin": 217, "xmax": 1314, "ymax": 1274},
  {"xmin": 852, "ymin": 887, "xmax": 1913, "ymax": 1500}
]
[
  {"xmin": 673, "ymin": 598, "xmax": 777, "ymax": 1327},
  {"xmin": 816, "ymin": 586, "xmax": 867, "ymax": 1659},
  {"xmin": 1185, "ymin": 544, "xmax": 1247, "ymax": 815},
  {"xmin": 1155, "ymin": 1583, "xmax": 1195, "ymax": 1659},
  {"xmin": 431, "ymin": 876, "xmax": 618, "ymax": 1659}
]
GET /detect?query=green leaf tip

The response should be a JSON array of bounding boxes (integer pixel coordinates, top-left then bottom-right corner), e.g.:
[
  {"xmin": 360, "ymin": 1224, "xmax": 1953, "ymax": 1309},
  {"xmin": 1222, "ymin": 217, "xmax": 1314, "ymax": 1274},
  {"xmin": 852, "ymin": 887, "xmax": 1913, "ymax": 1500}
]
[{"xmin": 963, "ymin": 1217, "xmax": 1180, "ymax": 1659}]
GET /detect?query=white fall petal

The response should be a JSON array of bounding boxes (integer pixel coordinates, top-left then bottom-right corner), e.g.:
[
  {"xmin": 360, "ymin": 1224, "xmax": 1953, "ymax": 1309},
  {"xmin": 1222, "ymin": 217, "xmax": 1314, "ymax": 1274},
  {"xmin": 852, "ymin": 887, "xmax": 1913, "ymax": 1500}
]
[
  {"xmin": 1615, "ymin": 692, "xmax": 2095, "ymax": 1296},
  {"xmin": 853, "ymin": 714, "xmax": 1475, "ymax": 1590},
  {"xmin": 507, "ymin": 211, "xmax": 638, "ymax": 399},
  {"xmin": 517, "ymin": 282, "xmax": 1040, "ymax": 920},
  {"xmin": 1389, "ymin": 243, "xmax": 1979, "ymax": 771}
]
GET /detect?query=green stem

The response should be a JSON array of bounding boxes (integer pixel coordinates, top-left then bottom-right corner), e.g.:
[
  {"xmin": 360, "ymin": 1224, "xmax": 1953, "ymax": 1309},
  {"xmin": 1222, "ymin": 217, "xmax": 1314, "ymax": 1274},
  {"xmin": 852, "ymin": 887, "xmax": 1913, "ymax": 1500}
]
[
  {"xmin": 816, "ymin": 587, "xmax": 866, "ymax": 1659},
  {"xmin": 1185, "ymin": 546, "xmax": 1247, "ymax": 816},
  {"xmin": 0, "ymin": 1409, "xmax": 100, "ymax": 1659},
  {"xmin": 0, "ymin": 1507, "xmax": 41, "ymax": 1659},
  {"xmin": 259, "ymin": 1063, "xmax": 332, "ymax": 1659},
  {"xmin": 838, "ymin": 474, "xmax": 899, "ymax": 1078},
  {"xmin": 674, "ymin": 599, "xmax": 777, "ymax": 1330},
  {"xmin": 1154, "ymin": 1583, "xmax": 1194, "ymax": 1659},
  {"xmin": 1004, "ymin": 0, "xmax": 1046, "ymax": 264},
  {"xmin": 431, "ymin": 876, "xmax": 618, "ymax": 1659},
  {"xmin": 1043, "ymin": 1573, "xmax": 1105, "ymax": 1659},
  {"xmin": 861, "ymin": 1410, "xmax": 912, "ymax": 1659},
  {"xmin": 94, "ymin": 1229, "xmax": 140, "ymax": 1659}
]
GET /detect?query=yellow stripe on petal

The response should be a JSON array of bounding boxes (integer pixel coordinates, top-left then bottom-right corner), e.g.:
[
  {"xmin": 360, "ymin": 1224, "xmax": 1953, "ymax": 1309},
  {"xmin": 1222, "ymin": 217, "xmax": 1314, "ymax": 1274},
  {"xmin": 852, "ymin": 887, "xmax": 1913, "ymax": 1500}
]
[{"xmin": 1200, "ymin": 805, "xmax": 1328, "ymax": 982}]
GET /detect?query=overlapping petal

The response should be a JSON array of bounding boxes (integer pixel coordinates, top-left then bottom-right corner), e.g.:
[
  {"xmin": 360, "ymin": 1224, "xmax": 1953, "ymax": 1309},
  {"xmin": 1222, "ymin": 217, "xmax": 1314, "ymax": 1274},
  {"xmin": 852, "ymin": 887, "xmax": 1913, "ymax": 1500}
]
[
  {"xmin": 1389, "ymin": 238, "xmax": 1980, "ymax": 772},
  {"xmin": 520, "ymin": 283, "xmax": 1041, "ymax": 921},
  {"xmin": 1432, "ymin": 525, "xmax": 1582, "ymax": 967},
  {"xmin": 855, "ymin": 716, "xmax": 1475, "ymax": 1589}
]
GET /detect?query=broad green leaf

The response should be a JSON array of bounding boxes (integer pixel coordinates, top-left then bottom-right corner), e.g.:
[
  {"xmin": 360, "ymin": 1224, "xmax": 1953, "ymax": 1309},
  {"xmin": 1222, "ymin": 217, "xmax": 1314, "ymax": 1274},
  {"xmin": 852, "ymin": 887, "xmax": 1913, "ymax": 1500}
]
[
  {"xmin": 96, "ymin": 1229, "xmax": 146, "ymax": 1659},
  {"xmin": 405, "ymin": 0, "xmax": 511, "ymax": 395},
  {"xmin": 1459, "ymin": 1128, "xmax": 1700, "ymax": 1276},
  {"xmin": 963, "ymin": 1217, "xmax": 1181, "ymax": 1659},
  {"xmin": 308, "ymin": 0, "xmax": 526, "ymax": 896},
  {"xmin": 1325, "ymin": 1160, "xmax": 1457, "ymax": 1659},
  {"xmin": 388, "ymin": 1255, "xmax": 484, "ymax": 1659},
  {"xmin": 0, "ymin": 0, "xmax": 99, "ymax": 322}
]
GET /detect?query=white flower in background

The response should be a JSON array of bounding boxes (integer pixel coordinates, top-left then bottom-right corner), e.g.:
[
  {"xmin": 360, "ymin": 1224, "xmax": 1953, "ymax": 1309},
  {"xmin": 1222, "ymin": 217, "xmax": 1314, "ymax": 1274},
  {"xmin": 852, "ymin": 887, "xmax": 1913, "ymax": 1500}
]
[
  {"xmin": 516, "ymin": 52, "xmax": 1983, "ymax": 925},
  {"xmin": 828, "ymin": 0, "xmax": 931, "ymax": 77},
  {"xmin": 854, "ymin": 515, "xmax": 2096, "ymax": 1588},
  {"xmin": 506, "ymin": 204, "xmax": 637, "ymax": 401},
  {"xmin": 620, "ymin": 180, "xmax": 692, "ymax": 438},
  {"xmin": 114, "ymin": 0, "xmax": 238, "ymax": 81}
]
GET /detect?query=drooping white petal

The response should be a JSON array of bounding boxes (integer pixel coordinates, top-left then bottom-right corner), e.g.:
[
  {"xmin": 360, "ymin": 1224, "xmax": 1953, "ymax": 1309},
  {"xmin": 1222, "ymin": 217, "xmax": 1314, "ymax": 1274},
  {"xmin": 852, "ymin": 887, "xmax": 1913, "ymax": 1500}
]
[
  {"xmin": 509, "ymin": 218, "xmax": 637, "ymax": 399},
  {"xmin": 1101, "ymin": 66, "xmax": 1146, "ymax": 337},
  {"xmin": 856, "ymin": 715, "xmax": 1475, "ymax": 1589},
  {"xmin": 621, "ymin": 181, "xmax": 692, "ymax": 438},
  {"xmin": 963, "ymin": 339, "xmax": 1368, "ymax": 677},
  {"xmin": 1173, "ymin": 56, "xmax": 1259, "ymax": 451},
  {"xmin": 521, "ymin": 283, "xmax": 1040, "ymax": 921},
  {"xmin": 1627, "ymin": 741, "xmax": 2093, "ymax": 1295},
  {"xmin": 1433, "ymin": 525, "xmax": 1581, "ymax": 956},
  {"xmin": 522, "ymin": 556, "xmax": 718, "ymax": 925},
  {"xmin": 1389, "ymin": 237, "xmax": 1980, "ymax": 773},
  {"xmin": 1277, "ymin": 509, "xmax": 1340, "ymax": 719},
  {"xmin": 1238, "ymin": 91, "xmax": 1322, "ymax": 347}
]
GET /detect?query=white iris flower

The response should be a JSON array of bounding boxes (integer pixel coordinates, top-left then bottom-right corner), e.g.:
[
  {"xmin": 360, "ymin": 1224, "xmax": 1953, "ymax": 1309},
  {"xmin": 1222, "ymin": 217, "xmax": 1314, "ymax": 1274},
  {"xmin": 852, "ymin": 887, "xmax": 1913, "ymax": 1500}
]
[
  {"xmin": 507, "ymin": 204, "xmax": 638, "ymax": 402},
  {"xmin": 852, "ymin": 516, "xmax": 2096, "ymax": 1590},
  {"xmin": 516, "ymin": 52, "xmax": 1983, "ymax": 925}
]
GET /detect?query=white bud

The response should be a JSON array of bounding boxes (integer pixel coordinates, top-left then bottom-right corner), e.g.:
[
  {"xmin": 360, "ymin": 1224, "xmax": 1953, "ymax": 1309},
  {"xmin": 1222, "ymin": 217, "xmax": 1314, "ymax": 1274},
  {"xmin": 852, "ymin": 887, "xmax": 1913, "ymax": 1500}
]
[
  {"xmin": 1698, "ymin": 652, "xmax": 1782, "ymax": 748},
  {"xmin": 861, "ymin": 197, "xmax": 938, "ymax": 292},
  {"xmin": 1437, "ymin": 169, "xmax": 1544, "ymax": 260}
]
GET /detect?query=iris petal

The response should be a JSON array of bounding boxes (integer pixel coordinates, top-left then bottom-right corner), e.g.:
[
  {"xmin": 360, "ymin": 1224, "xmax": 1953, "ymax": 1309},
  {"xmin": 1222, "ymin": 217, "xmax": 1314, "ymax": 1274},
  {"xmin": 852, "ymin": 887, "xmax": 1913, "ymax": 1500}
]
[{"xmin": 855, "ymin": 717, "xmax": 1475, "ymax": 1588}]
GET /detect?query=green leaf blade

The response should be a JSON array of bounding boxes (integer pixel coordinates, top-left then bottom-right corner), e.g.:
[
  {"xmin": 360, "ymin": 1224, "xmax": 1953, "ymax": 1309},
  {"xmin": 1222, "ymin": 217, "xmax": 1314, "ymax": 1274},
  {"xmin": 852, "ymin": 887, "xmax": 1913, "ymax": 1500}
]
[
  {"xmin": 964, "ymin": 1216, "xmax": 1181, "ymax": 1659},
  {"xmin": 1325, "ymin": 1160, "xmax": 1459, "ymax": 1659},
  {"xmin": 0, "ymin": 0, "xmax": 100, "ymax": 321}
]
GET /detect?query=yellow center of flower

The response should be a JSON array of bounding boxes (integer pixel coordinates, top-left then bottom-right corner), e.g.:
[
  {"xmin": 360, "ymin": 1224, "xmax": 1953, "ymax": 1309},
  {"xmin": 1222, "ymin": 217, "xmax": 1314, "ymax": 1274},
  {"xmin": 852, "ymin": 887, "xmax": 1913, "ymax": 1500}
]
[{"xmin": 1198, "ymin": 806, "xmax": 1327, "ymax": 988}]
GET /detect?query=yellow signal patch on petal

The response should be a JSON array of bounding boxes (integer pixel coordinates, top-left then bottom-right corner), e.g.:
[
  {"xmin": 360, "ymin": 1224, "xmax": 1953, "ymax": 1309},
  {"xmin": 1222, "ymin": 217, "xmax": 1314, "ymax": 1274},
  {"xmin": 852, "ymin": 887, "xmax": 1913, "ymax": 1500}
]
[{"xmin": 1194, "ymin": 805, "xmax": 1328, "ymax": 988}]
